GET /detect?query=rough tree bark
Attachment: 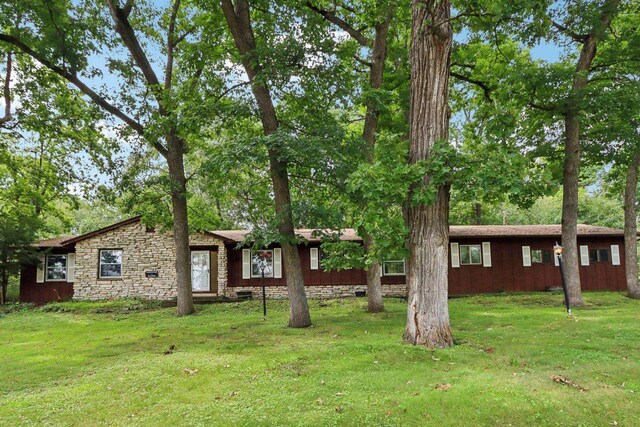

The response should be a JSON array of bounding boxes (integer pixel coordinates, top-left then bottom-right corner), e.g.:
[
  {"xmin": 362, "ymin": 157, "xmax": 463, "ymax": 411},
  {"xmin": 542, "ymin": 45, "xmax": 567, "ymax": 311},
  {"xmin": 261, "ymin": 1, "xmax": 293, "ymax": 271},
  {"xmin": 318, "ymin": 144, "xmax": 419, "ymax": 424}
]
[
  {"xmin": 624, "ymin": 151, "xmax": 640, "ymax": 298},
  {"xmin": 560, "ymin": 0, "xmax": 620, "ymax": 307},
  {"xmin": 404, "ymin": 0, "xmax": 453, "ymax": 348},
  {"xmin": 307, "ymin": 1, "xmax": 394, "ymax": 313},
  {"xmin": 221, "ymin": 0, "xmax": 311, "ymax": 327}
]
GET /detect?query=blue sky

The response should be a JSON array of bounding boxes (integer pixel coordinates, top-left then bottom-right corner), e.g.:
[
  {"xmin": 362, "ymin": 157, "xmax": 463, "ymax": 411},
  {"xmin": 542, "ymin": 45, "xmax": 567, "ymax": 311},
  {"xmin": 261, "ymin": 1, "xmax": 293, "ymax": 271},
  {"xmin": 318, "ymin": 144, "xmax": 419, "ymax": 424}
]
[{"xmin": 530, "ymin": 40, "xmax": 562, "ymax": 62}]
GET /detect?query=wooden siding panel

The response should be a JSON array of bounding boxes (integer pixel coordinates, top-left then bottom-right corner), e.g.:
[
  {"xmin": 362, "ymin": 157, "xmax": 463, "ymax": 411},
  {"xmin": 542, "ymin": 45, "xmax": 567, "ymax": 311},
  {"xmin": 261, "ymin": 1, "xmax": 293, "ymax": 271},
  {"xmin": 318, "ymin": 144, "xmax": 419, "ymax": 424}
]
[{"xmin": 20, "ymin": 265, "xmax": 73, "ymax": 305}]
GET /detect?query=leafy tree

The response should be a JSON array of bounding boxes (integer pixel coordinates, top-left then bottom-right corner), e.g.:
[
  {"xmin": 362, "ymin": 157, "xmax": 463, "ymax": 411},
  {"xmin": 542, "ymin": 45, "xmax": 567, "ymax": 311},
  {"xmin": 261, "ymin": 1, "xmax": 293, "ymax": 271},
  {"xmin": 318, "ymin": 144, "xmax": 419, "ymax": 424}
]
[
  {"xmin": 0, "ymin": 0, "xmax": 234, "ymax": 315},
  {"xmin": 306, "ymin": 0, "xmax": 400, "ymax": 313}
]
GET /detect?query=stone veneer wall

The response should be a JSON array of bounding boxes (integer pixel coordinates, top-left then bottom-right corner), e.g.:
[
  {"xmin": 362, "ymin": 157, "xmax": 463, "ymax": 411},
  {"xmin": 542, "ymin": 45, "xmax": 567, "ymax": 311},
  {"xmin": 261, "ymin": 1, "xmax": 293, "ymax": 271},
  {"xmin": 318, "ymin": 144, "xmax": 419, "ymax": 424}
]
[
  {"xmin": 74, "ymin": 221, "xmax": 227, "ymax": 301},
  {"xmin": 224, "ymin": 284, "xmax": 407, "ymax": 299}
]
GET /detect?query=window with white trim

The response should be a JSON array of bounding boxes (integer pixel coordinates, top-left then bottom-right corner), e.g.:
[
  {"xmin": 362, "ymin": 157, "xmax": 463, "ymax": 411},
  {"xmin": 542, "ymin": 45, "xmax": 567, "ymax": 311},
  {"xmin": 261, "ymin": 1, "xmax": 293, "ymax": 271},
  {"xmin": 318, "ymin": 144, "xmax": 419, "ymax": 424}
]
[
  {"xmin": 99, "ymin": 250, "xmax": 123, "ymax": 278},
  {"xmin": 460, "ymin": 244, "xmax": 482, "ymax": 265},
  {"xmin": 45, "ymin": 255, "xmax": 67, "ymax": 281},
  {"xmin": 383, "ymin": 260, "xmax": 406, "ymax": 276},
  {"xmin": 251, "ymin": 250, "xmax": 274, "ymax": 278}
]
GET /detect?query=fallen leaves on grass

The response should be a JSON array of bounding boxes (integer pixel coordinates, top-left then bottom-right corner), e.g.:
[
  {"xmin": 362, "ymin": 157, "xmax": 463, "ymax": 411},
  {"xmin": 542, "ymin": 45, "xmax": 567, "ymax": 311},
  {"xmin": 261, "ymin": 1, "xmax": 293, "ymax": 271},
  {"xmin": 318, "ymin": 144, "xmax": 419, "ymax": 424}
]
[
  {"xmin": 551, "ymin": 375, "xmax": 587, "ymax": 392},
  {"xmin": 435, "ymin": 383, "xmax": 452, "ymax": 391}
]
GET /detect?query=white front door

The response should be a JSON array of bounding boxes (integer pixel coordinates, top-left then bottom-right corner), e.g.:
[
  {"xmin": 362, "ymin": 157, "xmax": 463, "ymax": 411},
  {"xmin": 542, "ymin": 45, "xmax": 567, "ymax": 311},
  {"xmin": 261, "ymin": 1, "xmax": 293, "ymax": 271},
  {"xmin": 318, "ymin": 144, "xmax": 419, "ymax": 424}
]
[{"xmin": 191, "ymin": 251, "xmax": 210, "ymax": 292}]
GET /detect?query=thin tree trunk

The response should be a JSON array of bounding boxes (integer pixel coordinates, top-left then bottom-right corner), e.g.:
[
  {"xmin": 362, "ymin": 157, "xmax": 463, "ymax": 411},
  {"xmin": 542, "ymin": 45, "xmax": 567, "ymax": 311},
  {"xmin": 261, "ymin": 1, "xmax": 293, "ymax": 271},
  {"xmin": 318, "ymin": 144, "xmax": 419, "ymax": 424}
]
[
  {"xmin": 561, "ymin": 109, "xmax": 583, "ymax": 306},
  {"xmin": 307, "ymin": 3, "xmax": 394, "ymax": 313},
  {"xmin": 363, "ymin": 236, "xmax": 383, "ymax": 312},
  {"xmin": 0, "ymin": 269, "xmax": 7, "ymax": 305},
  {"xmin": 404, "ymin": 0, "xmax": 453, "ymax": 348},
  {"xmin": 624, "ymin": 151, "xmax": 640, "ymax": 298},
  {"xmin": 270, "ymin": 153, "xmax": 311, "ymax": 327},
  {"xmin": 560, "ymin": 0, "xmax": 620, "ymax": 307},
  {"xmin": 221, "ymin": 0, "xmax": 311, "ymax": 327},
  {"xmin": 473, "ymin": 203, "xmax": 482, "ymax": 225},
  {"xmin": 360, "ymin": 7, "xmax": 393, "ymax": 314},
  {"xmin": 167, "ymin": 136, "xmax": 194, "ymax": 316}
]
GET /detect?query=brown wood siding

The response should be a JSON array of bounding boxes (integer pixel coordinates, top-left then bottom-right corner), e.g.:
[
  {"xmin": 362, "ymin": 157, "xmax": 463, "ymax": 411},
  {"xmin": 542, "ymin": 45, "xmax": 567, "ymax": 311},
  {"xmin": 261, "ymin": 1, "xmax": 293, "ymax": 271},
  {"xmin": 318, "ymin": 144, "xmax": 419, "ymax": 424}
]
[
  {"xmin": 19, "ymin": 264, "xmax": 74, "ymax": 305},
  {"xmin": 227, "ymin": 244, "xmax": 368, "ymax": 287},
  {"xmin": 448, "ymin": 236, "xmax": 626, "ymax": 294},
  {"xmin": 227, "ymin": 236, "xmax": 627, "ymax": 294}
]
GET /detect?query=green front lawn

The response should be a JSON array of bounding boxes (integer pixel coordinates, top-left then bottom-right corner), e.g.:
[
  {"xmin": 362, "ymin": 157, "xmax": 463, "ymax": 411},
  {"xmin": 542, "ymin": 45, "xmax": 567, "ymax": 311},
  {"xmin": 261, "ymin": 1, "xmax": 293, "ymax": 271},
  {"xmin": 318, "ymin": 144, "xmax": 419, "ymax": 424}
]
[{"xmin": 1, "ymin": 293, "xmax": 639, "ymax": 426}]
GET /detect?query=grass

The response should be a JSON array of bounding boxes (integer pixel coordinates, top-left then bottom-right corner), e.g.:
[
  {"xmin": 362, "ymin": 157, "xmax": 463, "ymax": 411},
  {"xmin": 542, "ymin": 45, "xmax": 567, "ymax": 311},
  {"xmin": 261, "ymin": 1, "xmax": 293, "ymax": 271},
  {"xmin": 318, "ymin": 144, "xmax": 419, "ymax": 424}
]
[{"xmin": 0, "ymin": 293, "xmax": 639, "ymax": 426}]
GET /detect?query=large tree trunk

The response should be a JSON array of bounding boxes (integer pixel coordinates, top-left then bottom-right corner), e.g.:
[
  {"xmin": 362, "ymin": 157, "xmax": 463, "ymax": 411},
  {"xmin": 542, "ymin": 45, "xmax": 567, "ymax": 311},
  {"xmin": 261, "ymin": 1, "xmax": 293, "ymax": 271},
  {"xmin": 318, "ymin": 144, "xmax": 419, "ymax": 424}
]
[
  {"xmin": 624, "ymin": 151, "xmax": 640, "ymax": 298},
  {"xmin": 167, "ymin": 137, "xmax": 194, "ymax": 316},
  {"xmin": 560, "ymin": 0, "xmax": 620, "ymax": 307},
  {"xmin": 404, "ymin": 0, "xmax": 453, "ymax": 348},
  {"xmin": 221, "ymin": 0, "xmax": 311, "ymax": 327}
]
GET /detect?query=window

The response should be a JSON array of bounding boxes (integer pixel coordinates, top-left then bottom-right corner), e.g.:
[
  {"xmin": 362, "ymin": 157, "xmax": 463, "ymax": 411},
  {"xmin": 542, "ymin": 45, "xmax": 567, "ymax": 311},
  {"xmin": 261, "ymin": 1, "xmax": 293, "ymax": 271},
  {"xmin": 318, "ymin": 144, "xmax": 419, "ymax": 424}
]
[
  {"xmin": 589, "ymin": 248, "xmax": 609, "ymax": 263},
  {"xmin": 46, "ymin": 255, "xmax": 67, "ymax": 281},
  {"xmin": 460, "ymin": 245, "xmax": 482, "ymax": 265},
  {"xmin": 531, "ymin": 249, "xmax": 554, "ymax": 264},
  {"xmin": 383, "ymin": 260, "xmax": 406, "ymax": 276},
  {"xmin": 99, "ymin": 250, "xmax": 123, "ymax": 278},
  {"xmin": 251, "ymin": 250, "xmax": 273, "ymax": 278}
]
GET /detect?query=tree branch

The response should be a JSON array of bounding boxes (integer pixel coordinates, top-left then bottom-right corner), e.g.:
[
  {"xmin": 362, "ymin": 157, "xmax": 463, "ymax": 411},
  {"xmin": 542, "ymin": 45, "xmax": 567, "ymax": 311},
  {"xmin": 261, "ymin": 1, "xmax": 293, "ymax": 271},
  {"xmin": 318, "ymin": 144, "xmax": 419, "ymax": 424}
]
[
  {"xmin": 0, "ymin": 50, "xmax": 12, "ymax": 125},
  {"xmin": 0, "ymin": 34, "xmax": 152, "ymax": 143},
  {"xmin": 165, "ymin": 0, "xmax": 181, "ymax": 89},
  {"xmin": 215, "ymin": 80, "xmax": 250, "ymax": 102},
  {"xmin": 353, "ymin": 54, "xmax": 372, "ymax": 67},
  {"xmin": 551, "ymin": 20, "xmax": 588, "ymax": 43},
  {"xmin": 305, "ymin": 1, "xmax": 372, "ymax": 47},
  {"xmin": 122, "ymin": 0, "xmax": 134, "ymax": 18},
  {"xmin": 174, "ymin": 25, "xmax": 196, "ymax": 46},
  {"xmin": 450, "ymin": 71, "xmax": 493, "ymax": 102},
  {"xmin": 104, "ymin": 0, "xmax": 166, "ymax": 113}
]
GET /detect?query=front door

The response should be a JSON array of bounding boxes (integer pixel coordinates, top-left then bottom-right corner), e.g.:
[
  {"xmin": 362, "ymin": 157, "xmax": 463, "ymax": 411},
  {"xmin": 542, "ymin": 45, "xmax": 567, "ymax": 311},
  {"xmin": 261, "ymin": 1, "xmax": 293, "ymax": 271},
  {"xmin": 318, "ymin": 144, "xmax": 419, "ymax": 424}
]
[{"xmin": 191, "ymin": 251, "xmax": 210, "ymax": 292}]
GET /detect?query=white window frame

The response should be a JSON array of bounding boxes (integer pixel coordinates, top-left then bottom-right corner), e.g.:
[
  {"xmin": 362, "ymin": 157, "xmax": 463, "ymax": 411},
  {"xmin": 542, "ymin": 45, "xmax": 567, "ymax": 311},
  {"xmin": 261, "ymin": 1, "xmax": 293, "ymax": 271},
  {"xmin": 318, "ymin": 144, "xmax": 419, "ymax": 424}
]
[
  {"xmin": 310, "ymin": 247, "xmax": 319, "ymax": 270},
  {"xmin": 451, "ymin": 243, "xmax": 460, "ymax": 268},
  {"xmin": 251, "ymin": 250, "xmax": 274, "ymax": 278},
  {"xmin": 45, "ymin": 254, "xmax": 67, "ymax": 282},
  {"xmin": 611, "ymin": 245, "xmax": 621, "ymax": 266},
  {"xmin": 460, "ymin": 244, "xmax": 482, "ymax": 266},
  {"xmin": 99, "ymin": 249, "xmax": 123, "ymax": 279},
  {"xmin": 382, "ymin": 259, "xmax": 406, "ymax": 276},
  {"xmin": 580, "ymin": 245, "xmax": 590, "ymax": 266},
  {"xmin": 522, "ymin": 246, "xmax": 532, "ymax": 267},
  {"xmin": 482, "ymin": 242, "xmax": 492, "ymax": 267}
]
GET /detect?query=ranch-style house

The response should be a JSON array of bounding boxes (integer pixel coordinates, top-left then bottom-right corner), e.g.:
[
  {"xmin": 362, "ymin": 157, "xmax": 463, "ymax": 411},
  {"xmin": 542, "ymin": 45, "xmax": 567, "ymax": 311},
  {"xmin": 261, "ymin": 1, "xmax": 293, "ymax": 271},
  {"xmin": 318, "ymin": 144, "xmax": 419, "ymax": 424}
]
[{"xmin": 19, "ymin": 217, "xmax": 628, "ymax": 305}]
